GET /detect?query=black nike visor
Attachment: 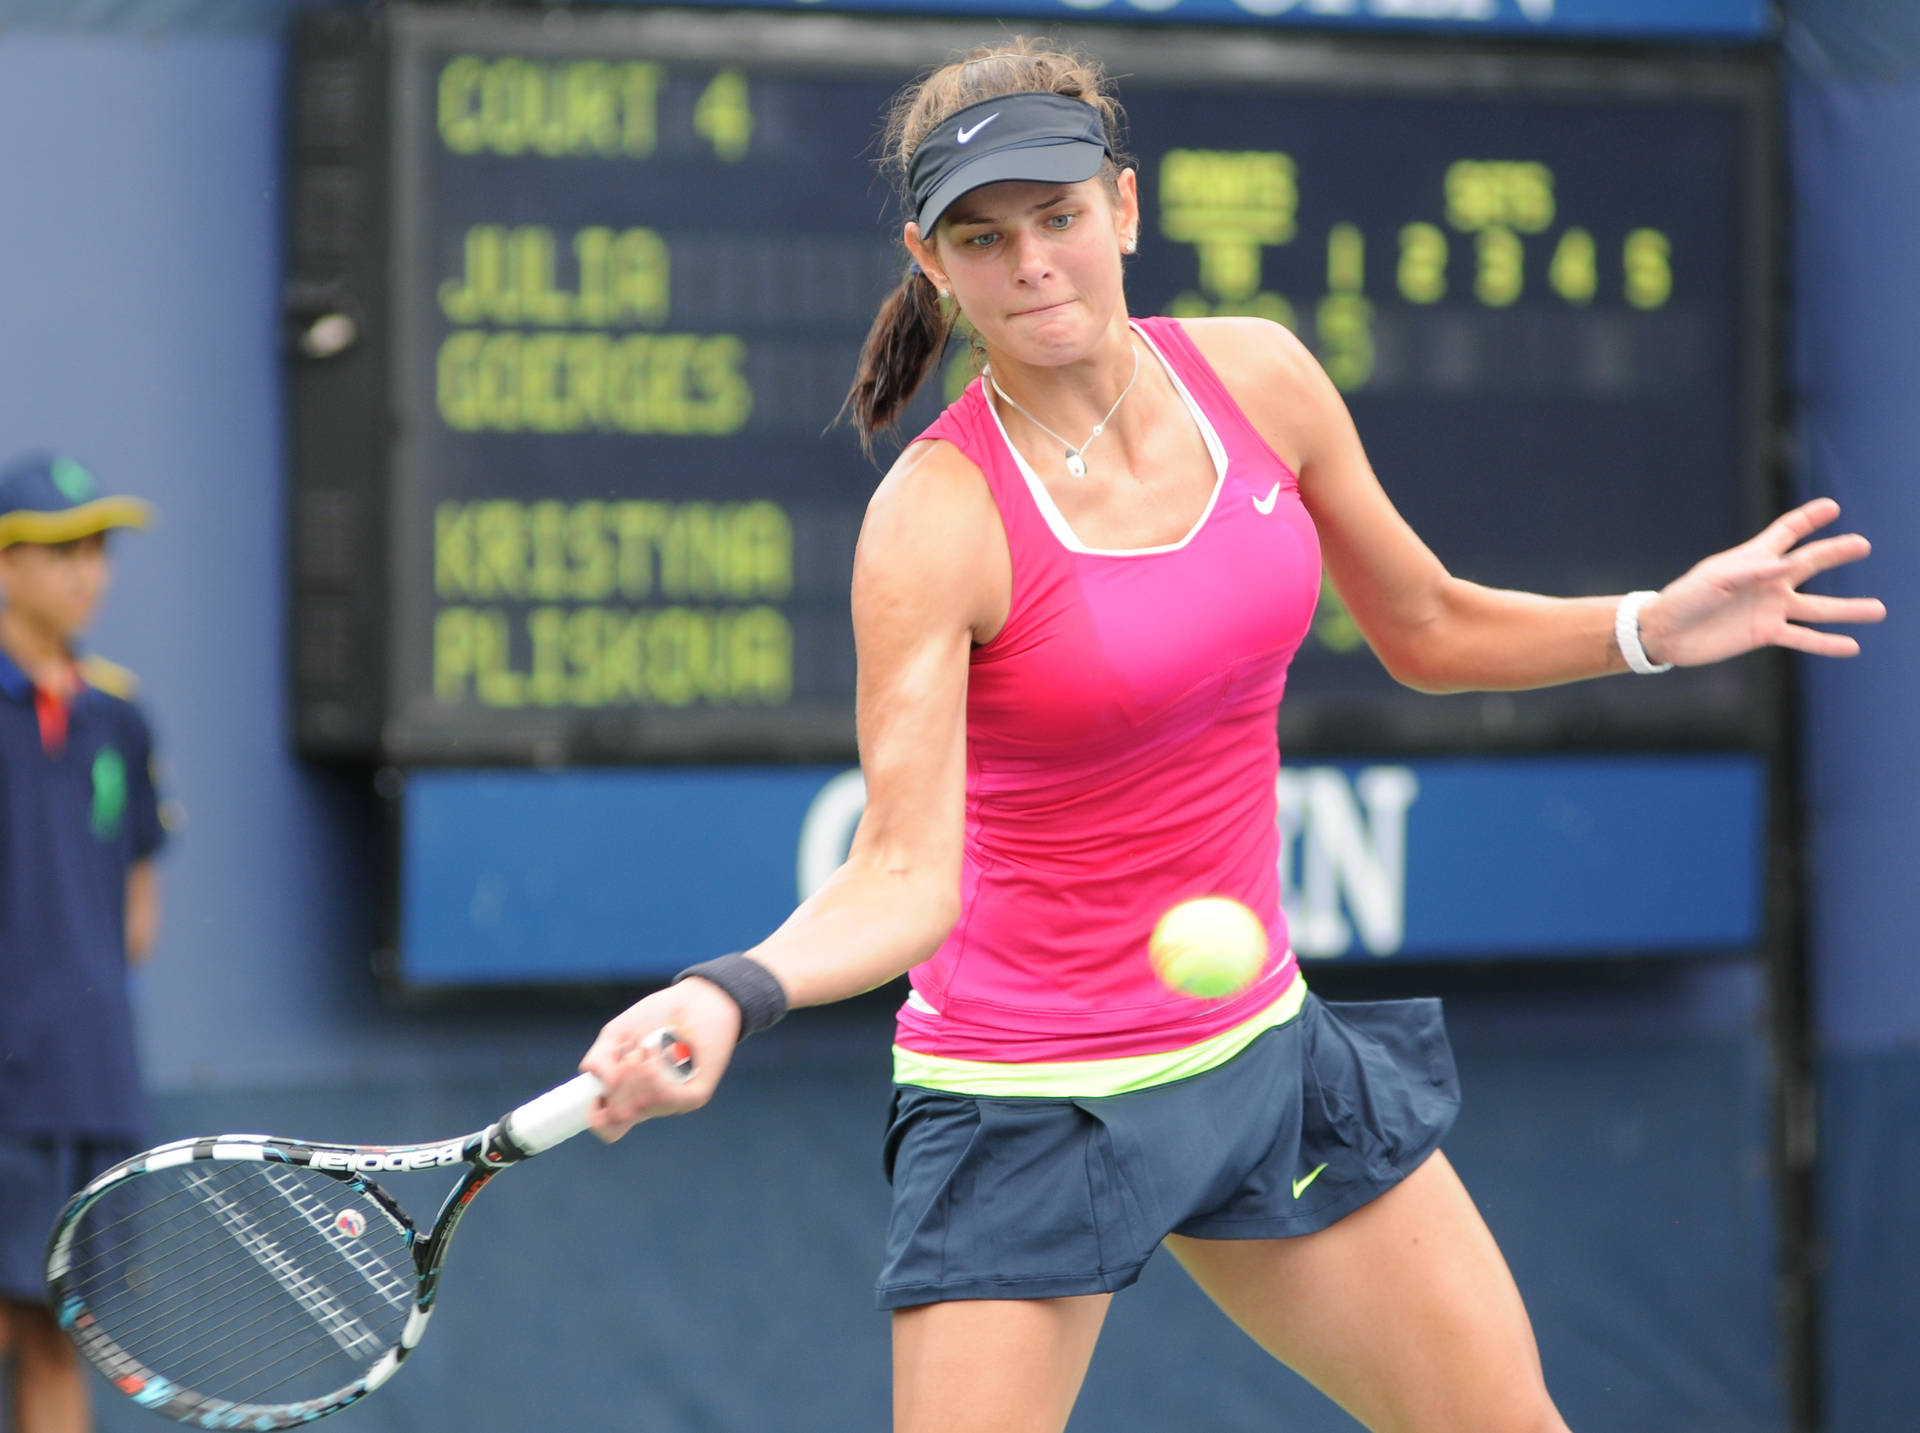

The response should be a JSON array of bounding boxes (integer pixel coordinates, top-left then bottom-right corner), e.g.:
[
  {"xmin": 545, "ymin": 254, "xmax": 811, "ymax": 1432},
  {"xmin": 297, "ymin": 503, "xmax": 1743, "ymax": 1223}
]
[{"xmin": 908, "ymin": 92, "xmax": 1112, "ymax": 235}]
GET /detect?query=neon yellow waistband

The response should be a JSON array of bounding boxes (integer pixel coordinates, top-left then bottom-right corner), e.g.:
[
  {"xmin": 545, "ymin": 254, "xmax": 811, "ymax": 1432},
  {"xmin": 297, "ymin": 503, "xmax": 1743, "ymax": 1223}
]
[{"xmin": 891, "ymin": 976, "xmax": 1308, "ymax": 1098}]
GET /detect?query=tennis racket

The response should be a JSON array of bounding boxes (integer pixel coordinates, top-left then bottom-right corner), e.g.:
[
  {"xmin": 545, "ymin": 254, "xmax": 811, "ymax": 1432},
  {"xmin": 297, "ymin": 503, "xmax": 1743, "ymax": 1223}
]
[{"xmin": 44, "ymin": 1030, "xmax": 693, "ymax": 1430}]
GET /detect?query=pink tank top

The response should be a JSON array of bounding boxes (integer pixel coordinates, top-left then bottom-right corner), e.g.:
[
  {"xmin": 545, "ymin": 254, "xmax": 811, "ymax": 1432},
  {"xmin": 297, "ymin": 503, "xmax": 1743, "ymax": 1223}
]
[{"xmin": 894, "ymin": 316, "xmax": 1321, "ymax": 1065}]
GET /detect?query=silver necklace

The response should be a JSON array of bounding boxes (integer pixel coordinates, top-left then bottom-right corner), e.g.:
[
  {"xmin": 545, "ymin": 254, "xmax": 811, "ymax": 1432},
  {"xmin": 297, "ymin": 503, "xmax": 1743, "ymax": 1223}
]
[{"xmin": 988, "ymin": 345, "xmax": 1141, "ymax": 478}]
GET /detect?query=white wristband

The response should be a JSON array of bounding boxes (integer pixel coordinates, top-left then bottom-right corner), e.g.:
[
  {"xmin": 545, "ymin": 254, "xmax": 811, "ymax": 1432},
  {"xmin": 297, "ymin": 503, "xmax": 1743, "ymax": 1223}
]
[{"xmin": 1615, "ymin": 590, "xmax": 1673, "ymax": 675}]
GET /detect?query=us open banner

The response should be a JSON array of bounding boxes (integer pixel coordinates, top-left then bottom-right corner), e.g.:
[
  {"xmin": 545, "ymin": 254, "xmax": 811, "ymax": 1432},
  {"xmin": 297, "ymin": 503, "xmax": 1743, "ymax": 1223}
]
[
  {"xmin": 593, "ymin": 0, "xmax": 1772, "ymax": 40},
  {"xmin": 395, "ymin": 755, "xmax": 1764, "ymax": 985}
]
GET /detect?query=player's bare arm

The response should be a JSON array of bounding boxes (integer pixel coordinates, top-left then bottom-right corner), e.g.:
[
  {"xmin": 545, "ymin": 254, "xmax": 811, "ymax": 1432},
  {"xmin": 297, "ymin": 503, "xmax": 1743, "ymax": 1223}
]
[
  {"xmin": 745, "ymin": 437, "xmax": 1007, "ymax": 1008},
  {"xmin": 584, "ymin": 439, "xmax": 1006, "ymax": 1135},
  {"xmin": 1189, "ymin": 315, "xmax": 1882, "ymax": 691}
]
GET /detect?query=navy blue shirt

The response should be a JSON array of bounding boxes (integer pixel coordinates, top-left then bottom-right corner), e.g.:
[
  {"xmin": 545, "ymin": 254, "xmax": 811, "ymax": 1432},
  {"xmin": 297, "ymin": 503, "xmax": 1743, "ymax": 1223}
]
[{"xmin": 0, "ymin": 647, "xmax": 164, "ymax": 1137}]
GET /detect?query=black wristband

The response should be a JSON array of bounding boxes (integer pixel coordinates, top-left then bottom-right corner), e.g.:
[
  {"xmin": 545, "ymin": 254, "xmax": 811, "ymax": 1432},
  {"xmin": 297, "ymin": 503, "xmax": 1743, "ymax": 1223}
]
[{"xmin": 675, "ymin": 953, "xmax": 789, "ymax": 1040}]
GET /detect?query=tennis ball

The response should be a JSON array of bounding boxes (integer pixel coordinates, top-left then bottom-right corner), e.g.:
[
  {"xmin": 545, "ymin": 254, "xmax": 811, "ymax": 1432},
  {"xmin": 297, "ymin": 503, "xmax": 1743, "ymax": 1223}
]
[{"xmin": 1149, "ymin": 896, "xmax": 1268, "ymax": 1000}]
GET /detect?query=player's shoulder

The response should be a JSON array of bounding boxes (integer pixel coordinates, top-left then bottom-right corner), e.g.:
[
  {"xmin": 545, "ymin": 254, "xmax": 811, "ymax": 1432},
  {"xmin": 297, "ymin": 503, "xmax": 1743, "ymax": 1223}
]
[
  {"xmin": 855, "ymin": 438, "xmax": 1003, "ymax": 626},
  {"xmin": 864, "ymin": 437, "xmax": 994, "ymax": 539},
  {"xmin": 1163, "ymin": 315, "xmax": 1341, "ymax": 454}
]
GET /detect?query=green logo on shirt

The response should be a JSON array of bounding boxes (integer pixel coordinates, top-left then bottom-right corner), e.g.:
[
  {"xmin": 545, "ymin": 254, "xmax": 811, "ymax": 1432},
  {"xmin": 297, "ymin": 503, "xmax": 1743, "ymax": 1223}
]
[
  {"xmin": 91, "ymin": 747, "xmax": 127, "ymax": 840},
  {"xmin": 51, "ymin": 456, "xmax": 96, "ymax": 504}
]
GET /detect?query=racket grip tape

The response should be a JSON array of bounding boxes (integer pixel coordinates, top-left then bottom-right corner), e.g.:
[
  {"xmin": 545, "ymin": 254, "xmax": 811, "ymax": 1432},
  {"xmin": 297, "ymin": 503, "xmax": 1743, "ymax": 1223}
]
[{"xmin": 500, "ymin": 1029, "xmax": 697, "ymax": 1155}]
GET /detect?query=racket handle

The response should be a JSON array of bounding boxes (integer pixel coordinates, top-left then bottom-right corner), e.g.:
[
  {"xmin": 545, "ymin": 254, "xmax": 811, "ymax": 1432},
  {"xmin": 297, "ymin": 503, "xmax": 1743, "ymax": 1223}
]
[
  {"xmin": 500, "ymin": 1029, "xmax": 697, "ymax": 1155},
  {"xmin": 502, "ymin": 1073, "xmax": 604, "ymax": 1155}
]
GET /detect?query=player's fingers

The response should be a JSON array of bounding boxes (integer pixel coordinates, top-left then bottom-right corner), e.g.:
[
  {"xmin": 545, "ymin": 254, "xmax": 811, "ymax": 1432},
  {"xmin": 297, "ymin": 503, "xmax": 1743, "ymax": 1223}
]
[
  {"xmin": 578, "ymin": 1036, "xmax": 623, "ymax": 1090},
  {"xmin": 581, "ymin": 1014, "xmax": 649, "ymax": 1081},
  {"xmin": 608, "ymin": 1035, "xmax": 712, "ymax": 1121},
  {"xmin": 1720, "ymin": 553, "xmax": 1792, "ymax": 588},
  {"xmin": 582, "ymin": 1045, "xmax": 640, "ymax": 1139},
  {"xmin": 581, "ymin": 1025, "xmax": 665, "ymax": 1120},
  {"xmin": 589, "ymin": 1082, "xmax": 656, "ymax": 1135},
  {"xmin": 1787, "ymin": 592, "xmax": 1887, "ymax": 626},
  {"xmin": 1774, "ymin": 624, "xmax": 1862, "ymax": 658},
  {"xmin": 587, "ymin": 1109, "xmax": 638, "ymax": 1143},
  {"xmin": 1759, "ymin": 497, "xmax": 1842, "ymax": 554},
  {"xmin": 1783, "ymin": 531, "xmax": 1871, "ymax": 582}
]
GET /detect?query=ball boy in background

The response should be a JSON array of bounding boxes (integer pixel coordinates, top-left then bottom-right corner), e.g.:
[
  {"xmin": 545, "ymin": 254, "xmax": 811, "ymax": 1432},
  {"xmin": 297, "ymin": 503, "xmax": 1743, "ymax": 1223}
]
[{"xmin": 0, "ymin": 454, "xmax": 166, "ymax": 1433}]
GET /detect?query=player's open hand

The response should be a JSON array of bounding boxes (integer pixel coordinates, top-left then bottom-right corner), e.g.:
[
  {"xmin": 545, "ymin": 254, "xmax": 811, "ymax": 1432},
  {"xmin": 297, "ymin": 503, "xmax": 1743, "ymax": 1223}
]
[
  {"xmin": 1637, "ymin": 498, "xmax": 1885, "ymax": 668},
  {"xmin": 580, "ymin": 979, "xmax": 742, "ymax": 1140}
]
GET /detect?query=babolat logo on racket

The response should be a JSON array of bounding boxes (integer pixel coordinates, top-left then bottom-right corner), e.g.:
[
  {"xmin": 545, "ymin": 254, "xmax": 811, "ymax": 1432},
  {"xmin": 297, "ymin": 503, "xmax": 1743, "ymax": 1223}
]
[{"xmin": 308, "ymin": 1142, "xmax": 464, "ymax": 1172}]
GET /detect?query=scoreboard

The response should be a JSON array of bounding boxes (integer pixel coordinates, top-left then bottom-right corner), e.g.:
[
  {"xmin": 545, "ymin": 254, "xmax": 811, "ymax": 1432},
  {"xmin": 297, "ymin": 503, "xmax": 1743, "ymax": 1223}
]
[{"xmin": 287, "ymin": 6, "xmax": 1777, "ymax": 765}]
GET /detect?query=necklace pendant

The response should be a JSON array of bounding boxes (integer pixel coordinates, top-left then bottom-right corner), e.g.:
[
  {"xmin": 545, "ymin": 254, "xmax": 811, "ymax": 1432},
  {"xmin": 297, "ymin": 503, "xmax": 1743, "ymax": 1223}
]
[{"xmin": 1064, "ymin": 450, "xmax": 1088, "ymax": 478}]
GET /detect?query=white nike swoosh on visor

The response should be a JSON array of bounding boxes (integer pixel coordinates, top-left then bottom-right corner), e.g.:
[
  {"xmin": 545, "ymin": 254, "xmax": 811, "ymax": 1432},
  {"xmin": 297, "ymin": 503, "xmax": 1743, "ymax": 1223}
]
[
  {"xmin": 1252, "ymin": 482, "xmax": 1281, "ymax": 515},
  {"xmin": 956, "ymin": 114, "xmax": 1000, "ymax": 144}
]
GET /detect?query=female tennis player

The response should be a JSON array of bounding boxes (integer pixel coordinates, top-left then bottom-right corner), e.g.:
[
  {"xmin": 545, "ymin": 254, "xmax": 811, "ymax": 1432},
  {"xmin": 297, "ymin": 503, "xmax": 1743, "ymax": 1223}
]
[{"xmin": 580, "ymin": 40, "xmax": 1883, "ymax": 1433}]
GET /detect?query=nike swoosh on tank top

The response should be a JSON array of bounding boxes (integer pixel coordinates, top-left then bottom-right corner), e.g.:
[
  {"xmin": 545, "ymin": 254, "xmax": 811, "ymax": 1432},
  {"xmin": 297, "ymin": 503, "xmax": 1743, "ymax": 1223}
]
[{"xmin": 895, "ymin": 316, "xmax": 1322, "ymax": 1067}]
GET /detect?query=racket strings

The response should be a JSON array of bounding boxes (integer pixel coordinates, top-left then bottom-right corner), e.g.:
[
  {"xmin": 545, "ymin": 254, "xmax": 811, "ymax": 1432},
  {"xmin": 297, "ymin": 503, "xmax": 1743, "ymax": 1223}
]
[
  {"xmin": 76, "ymin": 1218, "xmax": 356, "ymax": 1361},
  {"xmin": 64, "ymin": 1160, "xmax": 417, "ymax": 1407},
  {"xmin": 139, "ymin": 1303, "xmax": 378, "ymax": 1407},
  {"xmin": 72, "ymin": 1178, "xmax": 392, "ymax": 1325},
  {"xmin": 112, "ymin": 1286, "xmax": 368, "ymax": 1401},
  {"xmin": 76, "ymin": 1170, "xmax": 397, "ymax": 1354},
  {"xmin": 73, "ymin": 1170, "xmax": 407, "ymax": 1400},
  {"xmin": 68, "ymin": 1184, "xmax": 414, "ymax": 1355},
  {"xmin": 94, "ymin": 1224, "xmax": 402, "ymax": 1383},
  {"xmin": 180, "ymin": 1166, "xmax": 390, "ymax": 1355},
  {"xmin": 69, "ymin": 1232, "xmax": 386, "ymax": 1398}
]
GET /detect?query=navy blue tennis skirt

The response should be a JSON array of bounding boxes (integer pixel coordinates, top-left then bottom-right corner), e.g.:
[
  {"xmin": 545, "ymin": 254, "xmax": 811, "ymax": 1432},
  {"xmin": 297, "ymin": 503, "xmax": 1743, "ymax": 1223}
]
[{"xmin": 876, "ymin": 992, "xmax": 1459, "ymax": 1309}]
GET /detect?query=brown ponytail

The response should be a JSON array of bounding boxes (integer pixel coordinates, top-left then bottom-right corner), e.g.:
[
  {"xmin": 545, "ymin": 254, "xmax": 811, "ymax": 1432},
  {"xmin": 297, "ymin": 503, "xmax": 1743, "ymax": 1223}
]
[
  {"xmin": 838, "ymin": 36, "xmax": 1128, "ymax": 459},
  {"xmin": 840, "ymin": 266, "xmax": 959, "ymax": 458}
]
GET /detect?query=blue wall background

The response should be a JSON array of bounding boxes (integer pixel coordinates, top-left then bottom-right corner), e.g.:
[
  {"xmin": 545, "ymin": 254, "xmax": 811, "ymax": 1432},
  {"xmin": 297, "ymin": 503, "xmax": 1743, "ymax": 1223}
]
[
  {"xmin": 0, "ymin": 2, "xmax": 1909, "ymax": 1429},
  {"xmin": 1785, "ymin": 1, "xmax": 1920, "ymax": 1427}
]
